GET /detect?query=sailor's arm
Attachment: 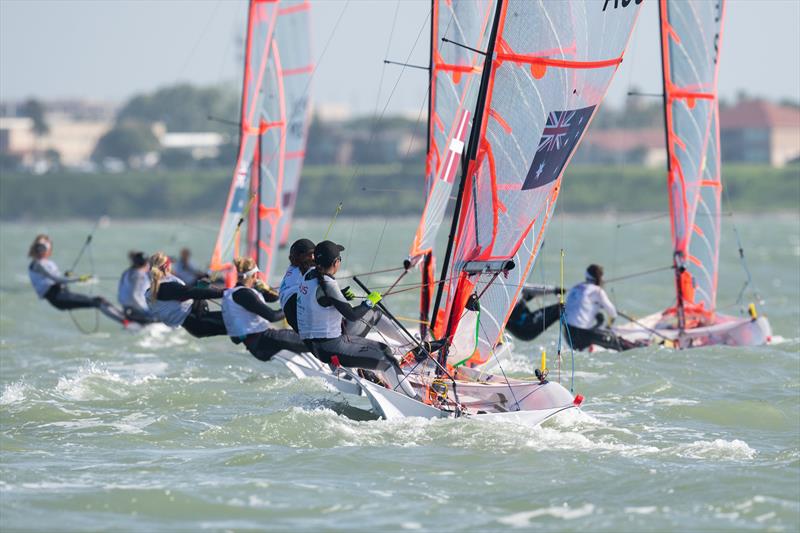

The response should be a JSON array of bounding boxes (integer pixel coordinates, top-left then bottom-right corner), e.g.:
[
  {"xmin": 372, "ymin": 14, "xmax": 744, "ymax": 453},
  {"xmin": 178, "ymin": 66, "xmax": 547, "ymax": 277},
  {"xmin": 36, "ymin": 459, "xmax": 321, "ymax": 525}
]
[
  {"xmin": 233, "ymin": 289, "xmax": 285, "ymax": 322},
  {"xmin": 33, "ymin": 261, "xmax": 75, "ymax": 284},
  {"xmin": 597, "ymin": 287, "xmax": 618, "ymax": 320},
  {"xmin": 158, "ymin": 283, "xmax": 224, "ymax": 301},
  {"xmin": 317, "ymin": 280, "xmax": 370, "ymax": 322}
]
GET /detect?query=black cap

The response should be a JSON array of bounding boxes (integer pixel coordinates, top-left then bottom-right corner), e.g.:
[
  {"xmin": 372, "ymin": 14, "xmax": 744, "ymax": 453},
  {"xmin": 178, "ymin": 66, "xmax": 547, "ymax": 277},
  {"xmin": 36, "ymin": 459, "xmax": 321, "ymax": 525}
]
[
  {"xmin": 586, "ymin": 264, "xmax": 604, "ymax": 284},
  {"xmin": 129, "ymin": 251, "xmax": 147, "ymax": 267},
  {"xmin": 314, "ymin": 240, "xmax": 345, "ymax": 267},
  {"xmin": 290, "ymin": 238, "xmax": 315, "ymax": 256}
]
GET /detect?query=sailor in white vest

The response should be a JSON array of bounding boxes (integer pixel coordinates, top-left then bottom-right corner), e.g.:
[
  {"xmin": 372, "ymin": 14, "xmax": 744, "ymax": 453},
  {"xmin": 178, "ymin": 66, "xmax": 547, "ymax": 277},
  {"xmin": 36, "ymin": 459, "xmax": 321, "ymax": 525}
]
[
  {"xmin": 279, "ymin": 238, "xmax": 316, "ymax": 333},
  {"xmin": 222, "ymin": 257, "xmax": 307, "ymax": 361},
  {"xmin": 27, "ymin": 234, "xmax": 127, "ymax": 325},
  {"xmin": 296, "ymin": 240, "xmax": 418, "ymax": 398},
  {"xmin": 146, "ymin": 252, "xmax": 226, "ymax": 337},
  {"xmin": 117, "ymin": 250, "xmax": 155, "ymax": 324},
  {"xmin": 564, "ymin": 264, "xmax": 642, "ymax": 351}
]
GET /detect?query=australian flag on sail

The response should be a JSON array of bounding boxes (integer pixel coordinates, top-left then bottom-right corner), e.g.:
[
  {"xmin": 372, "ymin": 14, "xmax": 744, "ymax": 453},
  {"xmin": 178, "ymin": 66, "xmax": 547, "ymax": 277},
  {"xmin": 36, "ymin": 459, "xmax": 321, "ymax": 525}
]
[{"xmin": 522, "ymin": 105, "xmax": 596, "ymax": 190}]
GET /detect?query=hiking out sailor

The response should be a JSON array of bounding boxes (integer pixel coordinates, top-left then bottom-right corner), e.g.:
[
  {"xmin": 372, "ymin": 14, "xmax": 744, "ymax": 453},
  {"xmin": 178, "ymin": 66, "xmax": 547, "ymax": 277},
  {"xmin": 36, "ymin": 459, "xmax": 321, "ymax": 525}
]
[
  {"xmin": 117, "ymin": 250, "xmax": 156, "ymax": 324},
  {"xmin": 27, "ymin": 234, "xmax": 128, "ymax": 325},
  {"xmin": 296, "ymin": 240, "xmax": 418, "ymax": 397},
  {"xmin": 564, "ymin": 264, "xmax": 641, "ymax": 351},
  {"xmin": 279, "ymin": 238, "xmax": 315, "ymax": 333},
  {"xmin": 146, "ymin": 252, "xmax": 227, "ymax": 338},
  {"xmin": 505, "ymin": 285, "xmax": 563, "ymax": 341},
  {"xmin": 172, "ymin": 248, "xmax": 206, "ymax": 286},
  {"xmin": 222, "ymin": 257, "xmax": 307, "ymax": 361}
]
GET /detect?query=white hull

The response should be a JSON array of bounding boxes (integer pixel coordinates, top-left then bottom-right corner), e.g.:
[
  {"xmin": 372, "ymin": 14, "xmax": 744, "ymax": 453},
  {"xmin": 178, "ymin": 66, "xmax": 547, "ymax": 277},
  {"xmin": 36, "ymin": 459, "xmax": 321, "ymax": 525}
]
[
  {"xmin": 612, "ymin": 312, "xmax": 772, "ymax": 348},
  {"xmin": 272, "ymin": 350, "xmax": 577, "ymax": 428}
]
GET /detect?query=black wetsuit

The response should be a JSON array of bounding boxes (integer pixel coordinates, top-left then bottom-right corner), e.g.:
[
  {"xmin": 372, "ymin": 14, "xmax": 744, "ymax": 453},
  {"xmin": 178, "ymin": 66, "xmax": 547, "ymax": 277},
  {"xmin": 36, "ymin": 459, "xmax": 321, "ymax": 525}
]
[
  {"xmin": 156, "ymin": 282, "xmax": 226, "ymax": 338},
  {"xmin": 230, "ymin": 287, "xmax": 306, "ymax": 361},
  {"xmin": 564, "ymin": 324, "xmax": 640, "ymax": 352}
]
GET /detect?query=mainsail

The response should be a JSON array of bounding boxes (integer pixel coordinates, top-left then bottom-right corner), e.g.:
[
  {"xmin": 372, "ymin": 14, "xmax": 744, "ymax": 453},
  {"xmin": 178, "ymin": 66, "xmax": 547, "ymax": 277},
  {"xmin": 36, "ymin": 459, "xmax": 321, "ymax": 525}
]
[
  {"xmin": 430, "ymin": 0, "xmax": 642, "ymax": 367},
  {"xmin": 659, "ymin": 0, "xmax": 724, "ymax": 328},
  {"xmin": 408, "ymin": 0, "xmax": 496, "ymax": 334},
  {"xmin": 211, "ymin": 0, "xmax": 312, "ymax": 284}
]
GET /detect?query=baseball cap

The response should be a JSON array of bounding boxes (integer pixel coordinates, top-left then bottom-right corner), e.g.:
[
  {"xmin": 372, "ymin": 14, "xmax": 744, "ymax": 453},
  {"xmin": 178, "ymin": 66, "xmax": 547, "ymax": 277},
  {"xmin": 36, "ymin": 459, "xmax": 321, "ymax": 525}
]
[
  {"xmin": 290, "ymin": 238, "xmax": 315, "ymax": 256},
  {"xmin": 314, "ymin": 240, "xmax": 345, "ymax": 267}
]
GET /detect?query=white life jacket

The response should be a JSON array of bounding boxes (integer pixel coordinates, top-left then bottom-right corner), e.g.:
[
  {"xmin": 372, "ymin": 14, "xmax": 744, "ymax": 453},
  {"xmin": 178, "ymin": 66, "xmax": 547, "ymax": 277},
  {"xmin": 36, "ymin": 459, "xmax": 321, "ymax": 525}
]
[
  {"xmin": 118, "ymin": 268, "xmax": 150, "ymax": 312},
  {"xmin": 28, "ymin": 258, "xmax": 61, "ymax": 298},
  {"xmin": 565, "ymin": 282, "xmax": 617, "ymax": 329},
  {"xmin": 145, "ymin": 274, "xmax": 193, "ymax": 327},
  {"xmin": 222, "ymin": 286, "xmax": 270, "ymax": 339},
  {"xmin": 279, "ymin": 265, "xmax": 303, "ymax": 309},
  {"xmin": 296, "ymin": 270, "xmax": 342, "ymax": 340}
]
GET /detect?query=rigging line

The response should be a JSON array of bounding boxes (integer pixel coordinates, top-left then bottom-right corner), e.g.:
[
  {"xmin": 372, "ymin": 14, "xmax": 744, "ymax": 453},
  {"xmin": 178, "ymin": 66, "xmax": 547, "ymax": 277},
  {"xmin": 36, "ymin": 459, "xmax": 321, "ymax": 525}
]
[
  {"xmin": 331, "ymin": 8, "xmax": 432, "ymax": 224},
  {"xmin": 617, "ymin": 311, "xmax": 672, "ymax": 343},
  {"xmin": 366, "ymin": 219, "xmax": 390, "ymax": 285},
  {"xmin": 372, "ymin": 1, "xmax": 402, "ymax": 121},
  {"xmin": 176, "ymin": 0, "xmax": 223, "ymax": 79},
  {"xmin": 720, "ymin": 171, "xmax": 760, "ymax": 305},
  {"xmin": 476, "ymin": 318, "xmax": 521, "ymax": 411},
  {"xmin": 604, "ymin": 265, "xmax": 675, "ymax": 284}
]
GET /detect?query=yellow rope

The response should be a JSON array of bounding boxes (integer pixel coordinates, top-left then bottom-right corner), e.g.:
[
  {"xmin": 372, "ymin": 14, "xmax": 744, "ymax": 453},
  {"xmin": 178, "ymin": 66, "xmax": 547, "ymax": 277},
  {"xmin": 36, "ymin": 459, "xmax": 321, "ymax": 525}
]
[{"xmin": 324, "ymin": 202, "xmax": 343, "ymax": 239}]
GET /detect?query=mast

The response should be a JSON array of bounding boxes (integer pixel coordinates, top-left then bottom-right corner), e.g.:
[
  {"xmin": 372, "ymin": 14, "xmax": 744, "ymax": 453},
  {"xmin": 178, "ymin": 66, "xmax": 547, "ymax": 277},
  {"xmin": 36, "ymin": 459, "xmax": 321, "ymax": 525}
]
[
  {"xmin": 658, "ymin": 0, "xmax": 686, "ymax": 333},
  {"xmin": 256, "ymin": 130, "xmax": 263, "ymax": 267},
  {"xmin": 419, "ymin": 0, "xmax": 436, "ymax": 338},
  {"xmin": 430, "ymin": 0, "xmax": 503, "ymax": 337}
]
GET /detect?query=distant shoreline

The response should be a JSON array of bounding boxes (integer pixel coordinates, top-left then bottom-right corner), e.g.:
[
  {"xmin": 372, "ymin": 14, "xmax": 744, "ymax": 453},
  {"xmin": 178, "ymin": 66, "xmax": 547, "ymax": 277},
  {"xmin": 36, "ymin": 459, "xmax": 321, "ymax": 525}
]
[{"xmin": 1, "ymin": 163, "xmax": 797, "ymax": 220}]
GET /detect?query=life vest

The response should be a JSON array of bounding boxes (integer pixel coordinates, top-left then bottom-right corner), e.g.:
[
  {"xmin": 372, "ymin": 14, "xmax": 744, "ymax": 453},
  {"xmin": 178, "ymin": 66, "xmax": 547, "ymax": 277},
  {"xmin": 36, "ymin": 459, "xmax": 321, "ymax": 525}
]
[
  {"xmin": 279, "ymin": 265, "xmax": 303, "ymax": 309},
  {"xmin": 145, "ymin": 274, "xmax": 193, "ymax": 327},
  {"xmin": 28, "ymin": 258, "xmax": 60, "ymax": 298},
  {"xmin": 221, "ymin": 286, "xmax": 270, "ymax": 339},
  {"xmin": 296, "ymin": 269, "xmax": 342, "ymax": 340},
  {"xmin": 118, "ymin": 268, "xmax": 150, "ymax": 312}
]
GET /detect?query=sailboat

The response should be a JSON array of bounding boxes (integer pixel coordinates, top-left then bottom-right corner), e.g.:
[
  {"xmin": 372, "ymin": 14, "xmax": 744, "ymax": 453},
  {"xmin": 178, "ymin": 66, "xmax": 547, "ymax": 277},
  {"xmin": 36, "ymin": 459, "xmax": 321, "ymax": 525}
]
[
  {"xmin": 611, "ymin": 0, "xmax": 772, "ymax": 348},
  {"xmin": 210, "ymin": 0, "xmax": 313, "ymax": 285},
  {"xmin": 301, "ymin": 0, "xmax": 644, "ymax": 424}
]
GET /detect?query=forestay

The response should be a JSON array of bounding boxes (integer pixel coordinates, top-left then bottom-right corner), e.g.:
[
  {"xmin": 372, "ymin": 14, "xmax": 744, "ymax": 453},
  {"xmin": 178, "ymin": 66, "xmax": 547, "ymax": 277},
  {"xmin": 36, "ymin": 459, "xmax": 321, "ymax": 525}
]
[
  {"xmin": 660, "ymin": 0, "xmax": 725, "ymax": 324},
  {"xmin": 434, "ymin": 0, "xmax": 642, "ymax": 367}
]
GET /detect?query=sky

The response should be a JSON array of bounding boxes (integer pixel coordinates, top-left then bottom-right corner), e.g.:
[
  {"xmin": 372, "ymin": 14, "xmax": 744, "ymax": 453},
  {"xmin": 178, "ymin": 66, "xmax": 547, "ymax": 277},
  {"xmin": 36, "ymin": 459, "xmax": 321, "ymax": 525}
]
[{"xmin": 1, "ymin": 0, "xmax": 799, "ymax": 115}]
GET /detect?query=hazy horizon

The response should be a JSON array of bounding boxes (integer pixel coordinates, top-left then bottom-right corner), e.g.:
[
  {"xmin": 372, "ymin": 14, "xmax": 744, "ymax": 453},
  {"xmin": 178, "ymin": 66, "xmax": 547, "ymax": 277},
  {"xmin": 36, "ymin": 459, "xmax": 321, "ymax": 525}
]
[{"xmin": 1, "ymin": 0, "xmax": 799, "ymax": 115}]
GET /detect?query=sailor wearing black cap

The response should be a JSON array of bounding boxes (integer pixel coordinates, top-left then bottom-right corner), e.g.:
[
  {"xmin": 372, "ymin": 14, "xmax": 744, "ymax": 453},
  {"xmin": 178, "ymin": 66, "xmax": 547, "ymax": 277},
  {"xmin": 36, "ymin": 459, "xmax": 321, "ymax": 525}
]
[
  {"xmin": 564, "ymin": 264, "xmax": 641, "ymax": 351},
  {"xmin": 118, "ymin": 251, "xmax": 156, "ymax": 324},
  {"xmin": 279, "ymin": 238, "xmax": 316, "ymax": 332},
  {"xmin": 296, "ymin": 240, "xmax": 418, "ymax": 398}
]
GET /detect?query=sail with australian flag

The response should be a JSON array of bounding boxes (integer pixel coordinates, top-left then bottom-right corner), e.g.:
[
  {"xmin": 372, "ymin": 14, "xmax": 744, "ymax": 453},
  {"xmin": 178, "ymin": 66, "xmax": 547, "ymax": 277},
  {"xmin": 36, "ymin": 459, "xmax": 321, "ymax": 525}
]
[{"xmin": 429, "ymin": 0, "xmax": 643, "ymax": 368}]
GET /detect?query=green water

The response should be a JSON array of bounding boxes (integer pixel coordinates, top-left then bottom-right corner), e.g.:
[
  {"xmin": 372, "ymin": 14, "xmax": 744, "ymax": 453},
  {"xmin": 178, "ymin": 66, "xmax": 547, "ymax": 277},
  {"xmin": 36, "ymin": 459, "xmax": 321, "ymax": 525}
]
[{"xmin": 1, "ymin": 215, "xmax": 798, "ymax": 532}]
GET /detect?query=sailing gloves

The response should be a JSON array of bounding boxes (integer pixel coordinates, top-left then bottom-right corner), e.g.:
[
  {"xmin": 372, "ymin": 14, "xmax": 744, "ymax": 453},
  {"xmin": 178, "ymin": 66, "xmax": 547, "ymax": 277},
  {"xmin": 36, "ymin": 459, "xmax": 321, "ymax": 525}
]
[
  {"xmin": 364, "ymin": 291, "xmax": 382, "ymax": 308},
  {"xmin": 341, "ymin": 286, "xmax": 356, "ymax": 301}
]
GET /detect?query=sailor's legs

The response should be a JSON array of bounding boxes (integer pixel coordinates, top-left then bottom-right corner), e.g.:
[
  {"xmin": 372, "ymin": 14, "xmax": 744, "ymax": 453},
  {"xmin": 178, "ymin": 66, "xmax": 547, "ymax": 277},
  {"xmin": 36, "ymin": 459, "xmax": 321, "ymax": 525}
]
[
  {"xmin": 244, "ymin": 328, "xmax": 307, "ymax": 361},
  {"xmin": 311, "ymin": 335, "xmax": 417, "ymax": 398},
  {"xmin": 182, "ymin": 310, "xmax": 227, "ymax": 338}
]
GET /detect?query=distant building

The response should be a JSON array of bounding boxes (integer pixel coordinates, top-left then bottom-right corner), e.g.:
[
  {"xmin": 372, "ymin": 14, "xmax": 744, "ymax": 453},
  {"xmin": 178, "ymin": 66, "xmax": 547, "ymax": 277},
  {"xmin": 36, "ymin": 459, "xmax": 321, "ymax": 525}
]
[
  {"xmin": 574, "ymin": 128, "xmax": 666, "ymax": 167},
  {"xmin": 0, "ymin": 115, "xmax": 112, "ymax": 169},
  {"xmin": 720, "ymin": 100, "xmax": 800, "ymax": 166}
]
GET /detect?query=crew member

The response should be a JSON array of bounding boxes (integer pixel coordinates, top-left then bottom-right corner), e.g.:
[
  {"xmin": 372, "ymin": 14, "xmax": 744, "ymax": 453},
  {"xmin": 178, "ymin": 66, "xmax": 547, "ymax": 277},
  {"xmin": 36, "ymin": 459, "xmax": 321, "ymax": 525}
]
[
  {"xmin": 279, "ymin": 238, "xmax": 315, "ymax": 333},
  {"xmin": 27, "ymin": 234, "xmax": 128, "ymax": 325},
  {"xmin": 564, "ymin": 264, "xmax": 641, "ymax": 351},
  {"xmin": 222, "ymin": 257, "xmax": 307, "ymax": 361},
  {"xmin": 117, "ymin": 250, "xmax": 155, "ymax": 324},
  {"xmin": 296, "ymin": 240, "xmax": 417, "ymax": 397},
  {"xmin": 505, "ymin": 285, "xmax": 563, "ymax": 341},
  {"xmin": 146, "ymin": 251, "xmax": 226, "ymax": 338},
  {"xmin": 172, "ymin": 248, "xmax": 206, "ymax": 286}
]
